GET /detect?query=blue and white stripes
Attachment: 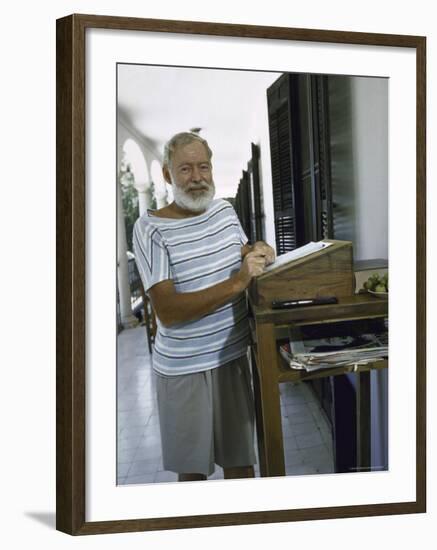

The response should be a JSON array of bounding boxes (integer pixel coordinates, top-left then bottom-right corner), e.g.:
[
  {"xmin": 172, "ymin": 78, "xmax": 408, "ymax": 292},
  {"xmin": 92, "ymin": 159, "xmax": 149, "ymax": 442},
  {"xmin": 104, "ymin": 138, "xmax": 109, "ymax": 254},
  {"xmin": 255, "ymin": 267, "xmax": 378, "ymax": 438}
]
[{"xmin": 132, "ymin": 199, "xmax": 249, "ymax": 376}]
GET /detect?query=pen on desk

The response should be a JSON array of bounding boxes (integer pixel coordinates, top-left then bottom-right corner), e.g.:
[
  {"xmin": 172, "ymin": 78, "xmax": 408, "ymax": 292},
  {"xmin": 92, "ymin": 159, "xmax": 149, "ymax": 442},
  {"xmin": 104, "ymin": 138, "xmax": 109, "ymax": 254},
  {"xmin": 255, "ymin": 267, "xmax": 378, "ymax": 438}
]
[
  {"xmin": 271, "ymin": 297, "xmax": 338, "ymax": 309},
  {"xmin": 275, "ymin": 299, "xmax": 314, "ymax": 307}
]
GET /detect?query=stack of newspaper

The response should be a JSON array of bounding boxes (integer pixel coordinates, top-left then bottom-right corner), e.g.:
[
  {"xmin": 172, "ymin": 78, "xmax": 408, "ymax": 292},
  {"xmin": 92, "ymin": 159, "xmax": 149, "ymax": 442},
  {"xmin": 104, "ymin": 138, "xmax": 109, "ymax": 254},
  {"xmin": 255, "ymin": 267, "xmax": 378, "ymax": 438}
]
[{"xmin": 279, "ymin": 332, "xmax": 388, "ymax": 372}]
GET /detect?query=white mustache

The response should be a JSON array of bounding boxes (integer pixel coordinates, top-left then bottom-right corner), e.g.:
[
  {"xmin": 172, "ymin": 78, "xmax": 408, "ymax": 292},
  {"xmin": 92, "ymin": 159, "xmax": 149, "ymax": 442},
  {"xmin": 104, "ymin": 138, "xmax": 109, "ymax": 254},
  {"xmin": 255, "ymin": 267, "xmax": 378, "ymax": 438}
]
[{"xmin": 188, "ymin": 183, "xmax": 210, "ymax": 191}]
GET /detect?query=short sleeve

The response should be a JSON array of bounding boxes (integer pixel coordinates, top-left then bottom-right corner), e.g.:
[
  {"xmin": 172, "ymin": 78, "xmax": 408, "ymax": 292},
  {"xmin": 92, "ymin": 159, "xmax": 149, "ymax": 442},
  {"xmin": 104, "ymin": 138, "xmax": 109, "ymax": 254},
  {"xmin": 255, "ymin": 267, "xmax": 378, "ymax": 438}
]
[
  {"xmin": 132, "ymin": 219, "xmax": 172, "ymax": 294},
  {"xmin": 229, "ymin": 205, "xmax": 248, "ymax": 246}
]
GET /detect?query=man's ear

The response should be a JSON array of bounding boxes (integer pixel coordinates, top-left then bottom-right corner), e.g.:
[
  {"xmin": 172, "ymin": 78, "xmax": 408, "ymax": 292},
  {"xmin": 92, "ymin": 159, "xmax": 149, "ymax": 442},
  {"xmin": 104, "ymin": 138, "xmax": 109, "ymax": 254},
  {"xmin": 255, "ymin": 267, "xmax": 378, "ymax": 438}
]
[{"xmin": 163, "ymin": 165, "xmax": 172, "ymax": 185}]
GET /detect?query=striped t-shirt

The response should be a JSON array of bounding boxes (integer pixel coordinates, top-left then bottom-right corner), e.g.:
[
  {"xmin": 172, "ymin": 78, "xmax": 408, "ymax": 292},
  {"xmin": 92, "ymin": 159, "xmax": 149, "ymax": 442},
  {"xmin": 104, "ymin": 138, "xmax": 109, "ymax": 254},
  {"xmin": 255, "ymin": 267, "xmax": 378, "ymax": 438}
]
[{"xmin": 132, "ymin": 198, "xmax": 250, "ymax": 376}]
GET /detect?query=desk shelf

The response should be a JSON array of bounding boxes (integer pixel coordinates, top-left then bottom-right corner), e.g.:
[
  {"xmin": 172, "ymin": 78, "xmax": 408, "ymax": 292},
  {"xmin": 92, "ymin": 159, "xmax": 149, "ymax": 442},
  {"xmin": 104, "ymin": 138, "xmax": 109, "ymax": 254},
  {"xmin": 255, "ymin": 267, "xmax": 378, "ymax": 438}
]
[
  {"xmin": 276, "ymin": 353, "xmax": 388, "ymax": 383},
  {"xmin": 250, "ymin": 341, "xmax": 388, "ymax": 383}
]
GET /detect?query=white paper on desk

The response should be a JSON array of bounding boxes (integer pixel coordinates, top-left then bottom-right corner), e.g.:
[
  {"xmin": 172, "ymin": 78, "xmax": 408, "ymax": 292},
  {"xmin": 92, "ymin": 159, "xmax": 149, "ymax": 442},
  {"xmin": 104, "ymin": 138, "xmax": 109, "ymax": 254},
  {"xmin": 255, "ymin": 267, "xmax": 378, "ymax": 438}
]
[{"xmin": 263, "ymin": 241, "xmax": 332, "ymax": 272}]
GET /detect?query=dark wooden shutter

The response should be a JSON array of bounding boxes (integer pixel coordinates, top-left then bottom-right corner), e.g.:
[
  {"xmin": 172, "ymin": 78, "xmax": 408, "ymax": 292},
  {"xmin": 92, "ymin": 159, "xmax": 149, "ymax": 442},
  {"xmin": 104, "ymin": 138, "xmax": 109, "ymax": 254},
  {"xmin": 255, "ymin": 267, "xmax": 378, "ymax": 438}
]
[
  {"xmin": 236, "ymin": 170, "xmax": 250, "ymax": 242},
  {"xmin": 267, "ymin": 73, "xmax": 333, "ymax": 254},
  {"xmin": 268, "ymin": 75, "xmax": 298, "ymax": 254},
  {"xmin": 310, "ymin": 75, "xmax": 334, "ymax": 240},
  {"xmin": 247, "ymin": 143, "xmax": 264, "ymax": 243},
  {"xmin": 235, "ymin": 144, "xmax": 264, "ymax": 244}
]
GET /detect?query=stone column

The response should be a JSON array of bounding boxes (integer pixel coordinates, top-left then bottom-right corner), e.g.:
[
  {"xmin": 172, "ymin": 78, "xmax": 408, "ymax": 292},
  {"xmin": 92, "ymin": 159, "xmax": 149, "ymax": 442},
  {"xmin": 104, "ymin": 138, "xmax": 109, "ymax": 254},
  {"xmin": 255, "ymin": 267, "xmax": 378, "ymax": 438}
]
[
  {"xmin": 134, "ymin": 181, "xmax": 152, "ymax": 215},
  {"xmin": 117, "ymin": 181, "xmax": 138, "ymax": 329},
  {"xmin": 150, "ymin": 160, "xmax": 168, "ymax": 208},
  {"xmin": 154, "ymin": 179, "xmax": 168, "ymax": 208}
]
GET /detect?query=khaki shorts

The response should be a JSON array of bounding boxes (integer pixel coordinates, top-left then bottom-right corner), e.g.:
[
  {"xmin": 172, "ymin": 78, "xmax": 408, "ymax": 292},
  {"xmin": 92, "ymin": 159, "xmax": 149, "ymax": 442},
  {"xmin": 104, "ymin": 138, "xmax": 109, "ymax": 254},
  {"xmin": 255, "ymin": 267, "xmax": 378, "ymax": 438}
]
[{"xmin": 155, "ymin": 353, "xmax": 257, "ymax": 476}]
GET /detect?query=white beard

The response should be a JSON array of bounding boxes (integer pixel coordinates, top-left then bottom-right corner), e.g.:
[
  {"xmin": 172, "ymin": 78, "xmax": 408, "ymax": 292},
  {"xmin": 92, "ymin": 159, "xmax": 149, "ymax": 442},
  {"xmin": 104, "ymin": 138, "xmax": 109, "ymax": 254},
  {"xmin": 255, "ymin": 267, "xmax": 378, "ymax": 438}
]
[{"xmin": 171, "ymin": 179, "xmax": 216, "ymax": 213}]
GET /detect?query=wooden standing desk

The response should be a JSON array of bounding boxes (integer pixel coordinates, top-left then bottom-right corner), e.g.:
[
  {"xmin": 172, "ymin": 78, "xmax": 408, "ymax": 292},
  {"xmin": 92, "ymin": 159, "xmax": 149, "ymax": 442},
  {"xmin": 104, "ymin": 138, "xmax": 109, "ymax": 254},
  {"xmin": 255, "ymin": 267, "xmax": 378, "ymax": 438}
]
[{"xmin": 248, "ymin": 293, "xmax": 388, "ymax": 477}]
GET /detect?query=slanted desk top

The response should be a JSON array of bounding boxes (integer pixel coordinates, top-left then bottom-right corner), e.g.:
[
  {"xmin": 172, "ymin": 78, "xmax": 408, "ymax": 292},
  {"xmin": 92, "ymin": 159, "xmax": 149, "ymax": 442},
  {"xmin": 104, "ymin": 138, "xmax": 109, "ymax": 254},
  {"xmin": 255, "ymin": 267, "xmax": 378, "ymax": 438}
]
[{"xmin": 249, "ymin": 239, "xmax": 355, "ymax": 307}]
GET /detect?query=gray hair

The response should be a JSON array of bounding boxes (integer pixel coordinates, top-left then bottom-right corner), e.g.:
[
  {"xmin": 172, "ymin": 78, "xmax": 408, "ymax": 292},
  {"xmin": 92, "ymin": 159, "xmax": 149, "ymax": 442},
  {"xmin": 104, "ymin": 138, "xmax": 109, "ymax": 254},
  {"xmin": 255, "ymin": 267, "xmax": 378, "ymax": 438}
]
[{"xmin": 163, "ymin": 132, "xmax": 213, "ymax": 168}]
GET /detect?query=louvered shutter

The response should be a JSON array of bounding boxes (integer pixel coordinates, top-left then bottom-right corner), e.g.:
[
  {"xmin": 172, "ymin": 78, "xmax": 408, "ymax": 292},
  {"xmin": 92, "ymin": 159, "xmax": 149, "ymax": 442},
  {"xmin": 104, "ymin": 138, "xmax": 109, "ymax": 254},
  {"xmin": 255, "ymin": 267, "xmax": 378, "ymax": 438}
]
[
  {"xmin": 267, "ymin": 73, "xmax": 333, "ymax": 253},
  {"xmin": 267, "ymin": 75, "xmax": 299, "ymax": 255},
  {"xmin": 311, "ymin": 75, "xmax": 334, "ymax": 239},
  {"xmin": 247, "ymin": 143, "xmax": 264, "ymax": 243}
]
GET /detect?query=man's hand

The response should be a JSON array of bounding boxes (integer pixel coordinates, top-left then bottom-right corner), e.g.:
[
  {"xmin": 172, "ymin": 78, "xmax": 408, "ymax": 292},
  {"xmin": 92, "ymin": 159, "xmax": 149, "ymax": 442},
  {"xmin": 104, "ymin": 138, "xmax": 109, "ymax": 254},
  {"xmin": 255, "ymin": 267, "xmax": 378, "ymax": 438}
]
[
  {"xmin": 252, "ymin": 241, "xmax": 275, "ymax": 266},
  {"xmin": 236, "ymin": 251, "xmax": 268, "ymax": 289}
]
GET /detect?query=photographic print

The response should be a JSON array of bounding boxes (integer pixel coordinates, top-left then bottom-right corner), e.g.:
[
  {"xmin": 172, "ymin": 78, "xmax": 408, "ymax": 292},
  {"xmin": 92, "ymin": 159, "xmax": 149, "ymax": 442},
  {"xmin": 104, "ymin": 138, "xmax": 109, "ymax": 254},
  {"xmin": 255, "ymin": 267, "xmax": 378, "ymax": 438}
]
[{"xmin": 116, "ymin": 64, "xmax": 389, "ymax": 485}]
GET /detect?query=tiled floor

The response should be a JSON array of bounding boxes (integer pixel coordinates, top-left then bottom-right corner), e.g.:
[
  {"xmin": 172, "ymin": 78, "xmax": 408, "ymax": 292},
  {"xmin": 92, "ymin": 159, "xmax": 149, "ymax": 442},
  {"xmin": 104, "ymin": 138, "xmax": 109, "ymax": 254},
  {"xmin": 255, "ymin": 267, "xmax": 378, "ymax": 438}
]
[{"xmin": 117, "ymin": 325, "xmax": 335, "ymax": 485}]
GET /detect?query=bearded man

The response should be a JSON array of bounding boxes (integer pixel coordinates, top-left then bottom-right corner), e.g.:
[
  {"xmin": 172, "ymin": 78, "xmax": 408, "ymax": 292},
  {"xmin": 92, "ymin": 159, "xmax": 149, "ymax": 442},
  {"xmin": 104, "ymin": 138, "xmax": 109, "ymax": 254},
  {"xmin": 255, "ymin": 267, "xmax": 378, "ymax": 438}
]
[{"xmin": 133, "ymin": 132, "xmax": 275, "ymax": 482}]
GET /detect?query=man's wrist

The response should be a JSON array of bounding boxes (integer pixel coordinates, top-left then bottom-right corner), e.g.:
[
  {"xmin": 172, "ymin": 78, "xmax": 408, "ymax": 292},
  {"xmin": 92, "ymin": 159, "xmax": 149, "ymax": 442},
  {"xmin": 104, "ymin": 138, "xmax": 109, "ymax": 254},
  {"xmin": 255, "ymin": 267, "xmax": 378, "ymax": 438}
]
[{"xmin": 233, "ymin": 271, "xmax": 250, "ymax": 293}]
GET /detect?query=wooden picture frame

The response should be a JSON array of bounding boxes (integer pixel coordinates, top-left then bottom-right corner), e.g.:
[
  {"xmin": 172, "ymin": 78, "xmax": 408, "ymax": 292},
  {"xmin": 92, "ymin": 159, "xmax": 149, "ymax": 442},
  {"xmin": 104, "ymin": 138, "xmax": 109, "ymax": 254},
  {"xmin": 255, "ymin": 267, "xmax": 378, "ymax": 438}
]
[{"xmin": 56, "ymin": 13, "xmax": 426, "ymax": 535}]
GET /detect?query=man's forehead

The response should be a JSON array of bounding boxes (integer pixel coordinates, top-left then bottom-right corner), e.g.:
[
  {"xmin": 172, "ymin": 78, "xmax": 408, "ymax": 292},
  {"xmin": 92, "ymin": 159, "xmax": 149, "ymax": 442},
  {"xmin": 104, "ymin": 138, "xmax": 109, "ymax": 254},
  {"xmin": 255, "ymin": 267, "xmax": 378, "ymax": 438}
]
[
  {"xmin": 174, "ymin": 141, "xmax": 208, "ymax": 155},
  {"xmin": 173, "ymin": 142, "xmax": 210, "ymax": 163}
]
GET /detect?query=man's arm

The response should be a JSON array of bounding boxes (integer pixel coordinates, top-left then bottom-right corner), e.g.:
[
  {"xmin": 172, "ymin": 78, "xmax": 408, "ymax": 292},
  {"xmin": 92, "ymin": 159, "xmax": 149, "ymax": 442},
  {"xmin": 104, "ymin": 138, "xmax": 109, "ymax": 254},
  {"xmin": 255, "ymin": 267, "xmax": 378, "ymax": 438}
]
[{"xmin": 149, "ymin": 251, "xmax": 266, "ymax": 327}]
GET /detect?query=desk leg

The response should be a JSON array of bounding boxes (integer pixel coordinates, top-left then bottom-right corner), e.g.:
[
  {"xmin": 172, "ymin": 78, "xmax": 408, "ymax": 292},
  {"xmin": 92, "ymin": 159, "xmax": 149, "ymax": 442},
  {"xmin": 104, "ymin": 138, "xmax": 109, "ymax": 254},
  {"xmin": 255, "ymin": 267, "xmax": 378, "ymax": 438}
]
[
  {"xmin": 256, "ymin": 322, "xmax": 285, "ymax": 477},
  {"xmin": 250, "ymin": 346, "xmax": 266, "ymax": 476},
  {"xmin": 356, "ymin": 371, "xmax": 371, "ymax": 470}
]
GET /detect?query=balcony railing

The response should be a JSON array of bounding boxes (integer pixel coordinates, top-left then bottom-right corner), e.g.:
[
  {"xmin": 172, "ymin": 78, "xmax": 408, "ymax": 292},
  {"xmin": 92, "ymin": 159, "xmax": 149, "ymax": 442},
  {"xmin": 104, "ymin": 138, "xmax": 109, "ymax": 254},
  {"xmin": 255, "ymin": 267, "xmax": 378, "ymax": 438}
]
[{"xmin": 117, "ymin": 252, "xmax": 156, "ymax": 351}]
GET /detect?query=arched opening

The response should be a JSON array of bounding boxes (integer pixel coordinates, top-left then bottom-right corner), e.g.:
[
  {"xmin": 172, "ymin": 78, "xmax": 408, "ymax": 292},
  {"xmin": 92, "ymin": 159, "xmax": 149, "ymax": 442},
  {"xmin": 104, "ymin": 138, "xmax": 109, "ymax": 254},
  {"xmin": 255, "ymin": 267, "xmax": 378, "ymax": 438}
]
[
  {"xmin": 121, "ymin": 138, "xmax": 149, "ymax": 186},
  {"xmin": 150, "ymin": 159, "xmax": 170, "ymax": 207}
]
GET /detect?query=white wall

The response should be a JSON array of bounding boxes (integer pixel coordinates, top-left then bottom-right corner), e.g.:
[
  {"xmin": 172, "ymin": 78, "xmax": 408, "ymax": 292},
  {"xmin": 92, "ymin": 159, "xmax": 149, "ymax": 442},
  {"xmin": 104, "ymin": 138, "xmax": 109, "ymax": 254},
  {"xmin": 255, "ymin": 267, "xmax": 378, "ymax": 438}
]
[
  {"xmin": 352, "ymin": 78, "xmax": 389, "ymax": 260},
  {"xmin": 3, "ymin": 1, "xmax": 436, "ymax": 549},
  {"xmin": 329, "ymin": 76, "xmax": 389, "ymax": 261}
]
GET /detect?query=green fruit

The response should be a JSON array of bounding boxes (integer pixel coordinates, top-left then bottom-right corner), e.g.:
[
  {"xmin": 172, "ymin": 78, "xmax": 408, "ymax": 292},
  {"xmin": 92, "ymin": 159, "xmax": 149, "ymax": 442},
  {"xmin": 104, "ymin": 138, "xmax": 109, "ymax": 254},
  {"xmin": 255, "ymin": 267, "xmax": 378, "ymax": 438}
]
[
  {"xmin": 375, "ymin": 284, "xmax": 386, "ymax": 293},
  {"xmin": 367, "ymin": 279, "xmax": 377, "ymax": 291}
]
